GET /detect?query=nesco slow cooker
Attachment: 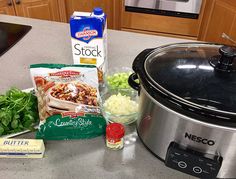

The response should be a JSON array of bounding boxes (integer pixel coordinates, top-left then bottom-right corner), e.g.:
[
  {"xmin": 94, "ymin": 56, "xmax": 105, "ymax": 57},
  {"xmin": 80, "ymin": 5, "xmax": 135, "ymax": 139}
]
[{"xmin": 128, "ymin": 43, "xmax": 236, "ymax": 179}]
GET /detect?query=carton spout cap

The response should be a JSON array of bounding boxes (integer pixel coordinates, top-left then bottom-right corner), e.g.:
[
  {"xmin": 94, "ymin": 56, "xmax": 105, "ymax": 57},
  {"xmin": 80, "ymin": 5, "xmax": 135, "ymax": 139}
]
[{"xmin": 93, "ymin": 7, "xmax": 103, "ymax": 15}]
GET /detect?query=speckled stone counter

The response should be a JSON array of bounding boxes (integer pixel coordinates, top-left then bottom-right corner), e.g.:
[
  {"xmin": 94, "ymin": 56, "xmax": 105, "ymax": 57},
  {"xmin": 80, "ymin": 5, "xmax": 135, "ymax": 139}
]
[{"xmin": 0, "ymin": 15, "xmax": 196, "ymax": 179}]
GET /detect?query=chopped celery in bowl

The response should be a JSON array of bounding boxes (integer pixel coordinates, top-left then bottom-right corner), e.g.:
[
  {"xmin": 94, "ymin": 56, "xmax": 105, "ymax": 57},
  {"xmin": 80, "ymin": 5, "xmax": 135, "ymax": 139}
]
[{"xmin": 105, "ymin": 67, "xmax": 133, "ymax": 89}]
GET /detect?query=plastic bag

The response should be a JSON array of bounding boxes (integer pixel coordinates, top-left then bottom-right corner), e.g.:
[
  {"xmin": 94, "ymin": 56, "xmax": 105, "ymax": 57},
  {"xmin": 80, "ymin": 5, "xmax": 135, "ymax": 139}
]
[{"xmin": 30, "ymin": 64, "xmax": 106, "ymax": 140}]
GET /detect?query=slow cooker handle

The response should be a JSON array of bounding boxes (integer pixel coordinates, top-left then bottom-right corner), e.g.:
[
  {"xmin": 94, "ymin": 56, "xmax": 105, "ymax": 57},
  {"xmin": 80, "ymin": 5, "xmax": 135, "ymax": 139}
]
[
  {"xmin": 128, "ymin": 73, "xmax": 140, "ymax": 91},
  {"xmin": 132, "ymin": 48, "xmax": 155, "ymax": 72}
]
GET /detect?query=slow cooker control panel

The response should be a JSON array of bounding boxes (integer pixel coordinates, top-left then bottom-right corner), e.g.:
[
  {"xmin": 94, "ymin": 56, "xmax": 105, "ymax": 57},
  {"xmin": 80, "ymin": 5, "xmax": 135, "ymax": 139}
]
[{"xmin": 165, "ymin": 142, "xmax": 222, "ymax": 178}]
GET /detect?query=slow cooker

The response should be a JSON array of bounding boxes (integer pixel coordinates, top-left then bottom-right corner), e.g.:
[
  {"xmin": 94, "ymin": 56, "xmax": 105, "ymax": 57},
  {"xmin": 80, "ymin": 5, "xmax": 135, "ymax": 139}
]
[{"xmin": 128, "ymin": 42, "xmax": 236, "ymax": 178}]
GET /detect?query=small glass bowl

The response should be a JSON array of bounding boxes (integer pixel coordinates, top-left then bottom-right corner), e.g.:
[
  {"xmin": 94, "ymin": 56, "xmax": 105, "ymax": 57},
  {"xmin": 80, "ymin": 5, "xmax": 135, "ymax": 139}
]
[
  {"xmin": 99, "ymin": 88, "xmax": 139, "ymax": 125},
  {"xmin": 105, "ymin": 67, "xmax": 133, "ymax": 90}
]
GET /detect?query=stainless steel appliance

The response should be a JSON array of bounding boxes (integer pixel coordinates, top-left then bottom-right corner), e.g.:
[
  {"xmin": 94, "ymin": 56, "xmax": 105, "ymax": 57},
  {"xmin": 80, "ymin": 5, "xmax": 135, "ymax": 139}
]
[
  {"xmin": 129, "ymin": 43, "xmax": 236, "ymax": 178},
  {"xmin": 125, "ymin": 0, "xmax": 203, "ymax": 19},
  {"xmin": 0, "ymin": 22, "xmax": 31, "ymax": 57}
]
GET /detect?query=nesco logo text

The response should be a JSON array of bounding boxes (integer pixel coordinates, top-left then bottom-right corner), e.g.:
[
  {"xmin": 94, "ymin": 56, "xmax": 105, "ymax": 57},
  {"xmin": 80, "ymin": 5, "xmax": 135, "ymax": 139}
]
[{"xmin": 185, "ymin": 132, "xmax": 215, "ymax": 146}]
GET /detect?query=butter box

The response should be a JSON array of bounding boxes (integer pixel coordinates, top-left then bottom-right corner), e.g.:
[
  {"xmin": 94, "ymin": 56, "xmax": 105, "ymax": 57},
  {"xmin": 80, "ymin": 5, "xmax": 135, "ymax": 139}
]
[{"xmin": 0, "ymin": 138, "xmax": 45, "ymax": 158}]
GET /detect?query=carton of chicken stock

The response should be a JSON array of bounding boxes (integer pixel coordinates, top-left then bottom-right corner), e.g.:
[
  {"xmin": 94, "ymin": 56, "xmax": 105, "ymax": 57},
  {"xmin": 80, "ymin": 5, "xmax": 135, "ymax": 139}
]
[{"xmin": 70, "ymin": 7, "xmax": 107, "ymax": 84}]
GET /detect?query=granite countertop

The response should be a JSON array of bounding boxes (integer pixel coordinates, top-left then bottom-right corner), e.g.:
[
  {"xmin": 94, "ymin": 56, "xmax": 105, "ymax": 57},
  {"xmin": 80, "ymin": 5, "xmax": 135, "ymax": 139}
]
[{"xmin": 0, "ymin": 15, "xmax": 195, "ymax": 179}]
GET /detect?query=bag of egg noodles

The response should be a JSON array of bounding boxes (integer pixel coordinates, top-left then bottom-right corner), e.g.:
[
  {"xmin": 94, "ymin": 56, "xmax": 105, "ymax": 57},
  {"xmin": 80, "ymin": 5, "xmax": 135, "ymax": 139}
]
[{"xmin": 30, "ymin": 63, "xmax": 106, "ymax": 140}]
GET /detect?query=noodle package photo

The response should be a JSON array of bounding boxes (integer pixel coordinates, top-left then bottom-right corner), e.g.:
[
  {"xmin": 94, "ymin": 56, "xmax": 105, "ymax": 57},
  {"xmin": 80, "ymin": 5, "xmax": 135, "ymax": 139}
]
[{"xmin": 30, "ymin": 64, "xmax": 106, "ymax": 140}]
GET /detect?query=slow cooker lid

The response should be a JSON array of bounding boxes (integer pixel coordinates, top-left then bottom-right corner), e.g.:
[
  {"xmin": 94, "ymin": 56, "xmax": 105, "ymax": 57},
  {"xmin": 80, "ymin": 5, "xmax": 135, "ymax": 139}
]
[{"xmin": 144, "ymin": 43, "xmax": 236, "ymax": 115}]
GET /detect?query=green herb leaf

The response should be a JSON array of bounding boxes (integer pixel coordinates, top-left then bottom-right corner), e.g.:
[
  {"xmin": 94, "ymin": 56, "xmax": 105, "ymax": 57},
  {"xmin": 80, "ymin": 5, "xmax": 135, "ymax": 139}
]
[
  {"xmin": 0, "ymin": 126, "xmax": 4, "ymax": 135},
  {"xmin": 0, "ymin": 108, "xmax": 12, "ymax": 126},
  {"xmin": 0, "ymin": 88, "xmax": 39, "ymax": 136},
  {"xmin": 11, "ymin": 119, "xmax": 19, "ymax": 129}
]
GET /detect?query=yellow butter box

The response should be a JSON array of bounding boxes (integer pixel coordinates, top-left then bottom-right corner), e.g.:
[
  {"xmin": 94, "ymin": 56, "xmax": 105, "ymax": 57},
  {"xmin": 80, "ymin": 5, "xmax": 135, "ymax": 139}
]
[{"xmin": 0, "ymin": 138, "xmax": 45, "ymax": 158}]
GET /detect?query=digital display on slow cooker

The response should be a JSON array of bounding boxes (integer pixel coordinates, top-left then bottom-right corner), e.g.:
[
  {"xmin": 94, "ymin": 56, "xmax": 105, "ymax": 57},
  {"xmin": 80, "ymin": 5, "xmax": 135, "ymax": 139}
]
[{"xmin": 165, "ymin": 142, "xmax": 222, "ymax": 178}]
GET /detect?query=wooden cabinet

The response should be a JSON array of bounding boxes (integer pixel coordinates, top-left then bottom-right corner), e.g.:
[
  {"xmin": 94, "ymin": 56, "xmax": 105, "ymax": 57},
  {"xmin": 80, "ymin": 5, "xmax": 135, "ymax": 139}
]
[
  {"xmin": 1, "ymin": 0, "xmax": 235, "ymax": 43},
  {"xmin": 120, "ymin": 0, "xmax": 207, "ymax": 39},
  {"xmin": 64, "ymin": 0, "xmax": 120, "ymax": 29},
  {"xmin": 199, "ymin": 0, "xmax": 236, "ymax": 45},
  {"xmin": 0, "ymin": 0, "xmax": 66, "ymax": 22},
  {"xmin": 13, "ymin": 0, "xmax": 61, "ymax": 21},
  {"xmin": 0, "ymin": 0, "xmax": 16, "ymax": 15}
]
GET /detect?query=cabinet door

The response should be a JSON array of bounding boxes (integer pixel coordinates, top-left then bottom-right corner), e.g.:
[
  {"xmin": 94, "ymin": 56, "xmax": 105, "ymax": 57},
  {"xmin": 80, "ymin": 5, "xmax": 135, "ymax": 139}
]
[
  {"xmin": 65, "ymin": 0, "xmax": 117, "ymax": 29},
  {"xmin": 199, "ymin": 0, "xmax": 236, "ymax": 45},
  {"xmin": 0, "ymin": 0, "xmax": 16, "ymax": 15},
  {"xmin": 13, "ymin": 0, "xmax": 60, "ymax": 21},
  {"xmin": 121, "ymin": 0, "xmax": 207, "ymax": 38}
]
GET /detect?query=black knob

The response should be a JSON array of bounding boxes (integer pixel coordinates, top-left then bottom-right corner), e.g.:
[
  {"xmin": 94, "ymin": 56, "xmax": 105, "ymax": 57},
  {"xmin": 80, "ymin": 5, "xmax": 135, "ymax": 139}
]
[
  {"xmin": 15, "ymin": 0, "xmax": 20, "ymax": 4},
  {"xmin": 219, "ymin": 45, "xmax": 236, "ymax": 58},
  {"xmin": 216, "ymin": 46, "xmax": 236, "ymax": 72},
  {"xmin": 7, "ymin": 0, "xmax": 12, "ymax": 6}
]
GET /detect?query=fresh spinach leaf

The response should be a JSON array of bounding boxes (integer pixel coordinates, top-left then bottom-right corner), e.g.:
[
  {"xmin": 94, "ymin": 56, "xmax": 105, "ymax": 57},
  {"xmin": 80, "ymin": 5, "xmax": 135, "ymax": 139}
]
[{"xmin": 0, "ymin": 88, "xmax": 39, "ymax": 136}]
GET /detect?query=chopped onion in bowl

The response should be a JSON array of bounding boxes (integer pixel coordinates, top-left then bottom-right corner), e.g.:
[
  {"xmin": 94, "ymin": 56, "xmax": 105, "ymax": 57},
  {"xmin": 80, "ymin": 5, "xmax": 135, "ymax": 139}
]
[{"xmin": 103, "ymin": 93, "xmax": 138, "ymax": 115}]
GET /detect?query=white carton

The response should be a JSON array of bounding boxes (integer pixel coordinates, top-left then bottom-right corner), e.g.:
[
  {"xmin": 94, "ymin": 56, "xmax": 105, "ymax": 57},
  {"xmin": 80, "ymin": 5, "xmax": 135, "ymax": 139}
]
[{"xmin": 70, "ymin": 8, "xmax": 107, "ymax": 84}]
